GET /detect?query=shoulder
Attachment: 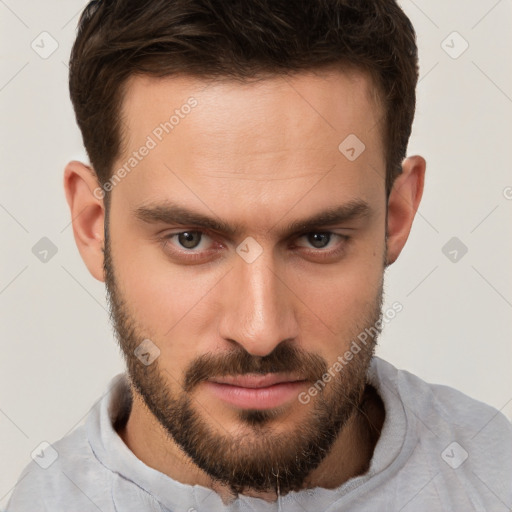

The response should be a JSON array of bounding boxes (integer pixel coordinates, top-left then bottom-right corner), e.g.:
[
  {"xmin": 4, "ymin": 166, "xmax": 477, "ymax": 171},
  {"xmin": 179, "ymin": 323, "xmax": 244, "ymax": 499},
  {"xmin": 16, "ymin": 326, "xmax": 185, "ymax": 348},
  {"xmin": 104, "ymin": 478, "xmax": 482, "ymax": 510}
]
[
  {"xmin": 6, "ymin": 424, "xmax": 114, "ymax": 512},
  {"xmin": 371, "ymin": 357, "xmax": 512, "ymax": 504},
  {"xmin": 378, "ymin": 357, "xmax": 512, "ymax": 438}
]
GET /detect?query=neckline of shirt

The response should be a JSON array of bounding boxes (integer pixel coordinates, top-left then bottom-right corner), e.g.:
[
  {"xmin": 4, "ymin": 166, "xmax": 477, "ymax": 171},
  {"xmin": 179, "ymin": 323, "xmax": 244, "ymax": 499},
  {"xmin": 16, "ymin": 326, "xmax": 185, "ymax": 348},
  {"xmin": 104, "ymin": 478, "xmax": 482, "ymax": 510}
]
[{"xmin": 86, "ymin": 356, "xmax": 417, "ymax": 511}]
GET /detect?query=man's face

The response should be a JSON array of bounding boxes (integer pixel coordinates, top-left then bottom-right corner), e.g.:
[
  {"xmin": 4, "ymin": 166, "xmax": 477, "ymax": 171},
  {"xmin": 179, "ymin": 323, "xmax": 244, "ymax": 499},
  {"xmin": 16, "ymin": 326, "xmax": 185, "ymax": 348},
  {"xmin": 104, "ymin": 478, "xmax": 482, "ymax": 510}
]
[{"xmin": 104, "ymin": 69, "xmax": 388, "ymax": 495}]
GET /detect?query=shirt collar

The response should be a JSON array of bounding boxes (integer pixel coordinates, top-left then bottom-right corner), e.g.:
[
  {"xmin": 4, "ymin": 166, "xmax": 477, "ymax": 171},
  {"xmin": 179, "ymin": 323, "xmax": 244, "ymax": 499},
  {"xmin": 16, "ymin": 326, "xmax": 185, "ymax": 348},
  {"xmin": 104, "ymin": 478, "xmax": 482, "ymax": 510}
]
[{"xmin": 86, "ymin": 356, "xmax": 412, "ymax": 511}]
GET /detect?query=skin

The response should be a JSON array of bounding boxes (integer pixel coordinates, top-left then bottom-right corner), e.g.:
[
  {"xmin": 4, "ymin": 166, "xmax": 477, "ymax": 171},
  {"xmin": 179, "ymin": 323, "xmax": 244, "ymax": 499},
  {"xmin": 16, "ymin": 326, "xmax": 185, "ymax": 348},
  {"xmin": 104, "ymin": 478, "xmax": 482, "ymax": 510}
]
[{"xmin": 63, "ymin": 68, "xmax": 425, "ymax": 502}]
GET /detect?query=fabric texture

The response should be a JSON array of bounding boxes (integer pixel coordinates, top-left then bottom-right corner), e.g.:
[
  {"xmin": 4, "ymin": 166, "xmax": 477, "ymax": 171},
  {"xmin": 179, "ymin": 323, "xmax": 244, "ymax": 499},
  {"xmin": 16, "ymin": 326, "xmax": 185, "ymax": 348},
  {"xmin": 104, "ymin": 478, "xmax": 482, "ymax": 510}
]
[{"xmin": 6, "ymin": 357, "xmax": 512, "ymax": 511}]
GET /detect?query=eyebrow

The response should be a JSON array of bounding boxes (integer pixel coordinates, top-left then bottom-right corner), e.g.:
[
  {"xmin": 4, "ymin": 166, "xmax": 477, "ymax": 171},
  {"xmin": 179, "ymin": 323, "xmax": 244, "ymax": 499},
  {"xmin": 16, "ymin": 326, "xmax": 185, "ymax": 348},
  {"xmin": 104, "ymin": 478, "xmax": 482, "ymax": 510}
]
[{"xmin": 133, "ymin": 199, "xmax": 371, "ymax": 237}]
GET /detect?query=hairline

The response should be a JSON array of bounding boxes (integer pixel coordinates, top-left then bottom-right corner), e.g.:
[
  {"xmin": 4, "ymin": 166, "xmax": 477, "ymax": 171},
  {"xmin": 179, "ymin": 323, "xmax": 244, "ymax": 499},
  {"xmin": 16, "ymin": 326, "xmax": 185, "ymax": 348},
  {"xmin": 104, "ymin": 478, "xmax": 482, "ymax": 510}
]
[{"xmin": 104, "ymin": 62, "xmax": 387, "ymax": 199}]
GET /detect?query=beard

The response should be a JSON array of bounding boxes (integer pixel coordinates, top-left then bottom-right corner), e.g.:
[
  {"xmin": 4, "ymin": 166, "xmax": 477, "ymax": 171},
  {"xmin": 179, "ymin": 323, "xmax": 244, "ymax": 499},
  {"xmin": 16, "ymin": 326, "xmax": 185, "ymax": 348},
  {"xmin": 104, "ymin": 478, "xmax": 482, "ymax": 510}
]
[{"xmin": 103, "ymin": 227, "xmax": 384, "ymax": 498}]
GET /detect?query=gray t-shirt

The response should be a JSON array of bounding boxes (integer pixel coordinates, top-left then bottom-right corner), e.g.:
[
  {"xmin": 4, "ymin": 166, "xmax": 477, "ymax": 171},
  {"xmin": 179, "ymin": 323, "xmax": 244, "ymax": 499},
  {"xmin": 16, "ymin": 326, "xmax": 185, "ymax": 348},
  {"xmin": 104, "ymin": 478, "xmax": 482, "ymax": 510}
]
[{"xmin": 6, "ymin": 357, "xmax": 512, "ymax": 511}]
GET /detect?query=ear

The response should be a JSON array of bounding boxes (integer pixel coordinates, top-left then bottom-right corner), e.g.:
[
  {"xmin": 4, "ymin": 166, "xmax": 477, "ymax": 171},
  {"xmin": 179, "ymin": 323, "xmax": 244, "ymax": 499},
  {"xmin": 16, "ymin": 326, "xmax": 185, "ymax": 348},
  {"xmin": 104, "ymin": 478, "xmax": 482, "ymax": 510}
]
[
  {"xmin": 385, "ymin": 155, "xmax": 426, "ymax": 266},
  {"xmin": 63, "ymin": 160, "xmax": 106, "ymax": 282}
]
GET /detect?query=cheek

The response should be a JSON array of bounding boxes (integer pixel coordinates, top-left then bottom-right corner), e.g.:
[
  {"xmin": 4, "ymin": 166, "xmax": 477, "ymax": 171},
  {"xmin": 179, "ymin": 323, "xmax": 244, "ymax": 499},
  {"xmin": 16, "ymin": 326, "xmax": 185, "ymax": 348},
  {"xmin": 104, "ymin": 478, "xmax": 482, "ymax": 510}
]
[
  {"xmin": 288, "ymin": 240, "xmax": 384, "ymax": 350},
  {"xmin": 296, "ymin": 271, "xmax": 380, "ymax": 332},
  {"xmin": 112, "ymin": 235, "xmax": 228, "ymax": 369}
]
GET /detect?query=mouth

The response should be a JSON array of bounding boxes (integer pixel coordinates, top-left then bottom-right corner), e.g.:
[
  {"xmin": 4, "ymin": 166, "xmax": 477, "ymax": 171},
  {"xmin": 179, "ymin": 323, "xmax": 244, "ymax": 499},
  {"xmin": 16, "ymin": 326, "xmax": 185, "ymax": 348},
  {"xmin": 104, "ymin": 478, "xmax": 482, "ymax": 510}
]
[{"xmin": 203, "ymin": 373, "xmax": 308, "ymax": 409}]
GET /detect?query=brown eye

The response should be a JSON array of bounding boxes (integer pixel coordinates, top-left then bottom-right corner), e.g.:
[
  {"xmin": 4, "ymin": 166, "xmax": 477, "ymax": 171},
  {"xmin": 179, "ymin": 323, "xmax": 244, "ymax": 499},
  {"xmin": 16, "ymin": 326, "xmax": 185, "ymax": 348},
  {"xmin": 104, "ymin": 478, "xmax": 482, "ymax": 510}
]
[
  {"xmin": 177, "ymin": 231, "xmax": 203, "ymax": 249},
  {"xmin": 160, "ymin": 230, "xmax": 220, "ymax": 264},
  {"xmin": 306, "ymin": 232, "xmax": 332, "ymax": 249},
  {"xmin": 294, "ymin": 232, "xmax": 350, "ymax": 261}
]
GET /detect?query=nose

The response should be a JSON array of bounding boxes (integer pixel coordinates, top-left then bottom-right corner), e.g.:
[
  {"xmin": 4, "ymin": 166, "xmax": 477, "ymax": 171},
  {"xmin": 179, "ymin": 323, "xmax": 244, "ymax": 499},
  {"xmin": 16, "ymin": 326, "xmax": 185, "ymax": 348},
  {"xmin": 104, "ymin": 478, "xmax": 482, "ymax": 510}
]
[{"xmin": 218, "ymin": 246, "xmax": 299, "ymax": 357}]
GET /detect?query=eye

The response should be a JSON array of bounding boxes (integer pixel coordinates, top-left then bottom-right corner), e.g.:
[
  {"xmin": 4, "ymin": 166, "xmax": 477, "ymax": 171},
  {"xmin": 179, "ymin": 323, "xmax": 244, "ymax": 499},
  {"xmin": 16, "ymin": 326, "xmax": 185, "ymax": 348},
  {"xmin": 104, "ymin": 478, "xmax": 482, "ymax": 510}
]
[
  {"xmin": 177, "ymin": 231, "xmax": 202, "ymax": 249},
  {"xmin": 303, "ymin": 232, "xmax": 331, "ymax": 249},
  {"xmin": 296, "ymin": 231, "xmax": 346, "ymax": 250},
  {"xmin": 159, "ymin": 230, "xmax": 221, "ymax": 264},
  {"xmin": 164, "ymin": 230, "xmax": 213, "ymax": 251}
]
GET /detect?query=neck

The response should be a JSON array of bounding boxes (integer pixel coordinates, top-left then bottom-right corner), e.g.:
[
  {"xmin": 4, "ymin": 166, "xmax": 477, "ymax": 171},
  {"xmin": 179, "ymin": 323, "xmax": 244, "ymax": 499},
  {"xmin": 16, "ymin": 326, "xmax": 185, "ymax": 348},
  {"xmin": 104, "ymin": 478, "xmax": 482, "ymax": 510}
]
[{"xmin": 117, "ymin": 384, "xmax": 384, "ymax": 503}]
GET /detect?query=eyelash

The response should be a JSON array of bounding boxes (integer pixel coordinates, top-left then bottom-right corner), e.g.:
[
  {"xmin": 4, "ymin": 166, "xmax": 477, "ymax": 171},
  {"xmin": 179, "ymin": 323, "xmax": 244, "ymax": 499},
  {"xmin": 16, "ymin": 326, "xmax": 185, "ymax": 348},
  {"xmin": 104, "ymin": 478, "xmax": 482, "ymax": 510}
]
[{"xmin": 159, "ymin": 230, "xmax": 350, "ymax": 263}]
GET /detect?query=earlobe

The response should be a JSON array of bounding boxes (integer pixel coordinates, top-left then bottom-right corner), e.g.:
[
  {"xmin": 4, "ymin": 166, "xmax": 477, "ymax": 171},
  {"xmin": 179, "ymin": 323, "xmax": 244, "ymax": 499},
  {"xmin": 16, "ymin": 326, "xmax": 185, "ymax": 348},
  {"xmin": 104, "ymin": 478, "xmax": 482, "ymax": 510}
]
[
  {"xmin": 385, "ymin": 155, "xmax": 426, "ymax": 266},
  {"xmin": 63, "ymin": 160, "xmax": 106, "ymax": 282}
]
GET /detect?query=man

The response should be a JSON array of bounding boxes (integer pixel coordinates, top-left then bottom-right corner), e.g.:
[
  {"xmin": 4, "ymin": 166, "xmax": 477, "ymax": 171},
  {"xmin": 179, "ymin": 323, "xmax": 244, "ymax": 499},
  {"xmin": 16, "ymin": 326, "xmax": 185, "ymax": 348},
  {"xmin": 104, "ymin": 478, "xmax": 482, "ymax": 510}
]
[{"xmin": 7, "ymin": 0, "xmax": 512, "ymax": 510}]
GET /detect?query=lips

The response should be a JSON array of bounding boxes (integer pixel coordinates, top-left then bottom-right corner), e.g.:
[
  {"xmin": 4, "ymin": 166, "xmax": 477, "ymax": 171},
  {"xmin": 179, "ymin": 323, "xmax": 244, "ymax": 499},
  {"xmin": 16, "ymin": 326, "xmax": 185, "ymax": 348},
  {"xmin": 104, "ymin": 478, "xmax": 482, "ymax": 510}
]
[
  {"xmin": 203, "ymin": 373, "xmax": 308, "ymax": 409},
  {"xmin": 208, "ymin": 373, "xmax": 305, "ymax": 388}
]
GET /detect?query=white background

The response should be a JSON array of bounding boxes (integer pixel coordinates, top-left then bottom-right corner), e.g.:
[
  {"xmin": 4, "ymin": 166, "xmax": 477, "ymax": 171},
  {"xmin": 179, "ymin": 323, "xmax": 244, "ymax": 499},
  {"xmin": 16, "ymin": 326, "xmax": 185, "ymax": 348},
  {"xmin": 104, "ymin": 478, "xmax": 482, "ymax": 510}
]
[{"xmin": 1, "ymin": 0, "xmax": 511, "ymax": 505}]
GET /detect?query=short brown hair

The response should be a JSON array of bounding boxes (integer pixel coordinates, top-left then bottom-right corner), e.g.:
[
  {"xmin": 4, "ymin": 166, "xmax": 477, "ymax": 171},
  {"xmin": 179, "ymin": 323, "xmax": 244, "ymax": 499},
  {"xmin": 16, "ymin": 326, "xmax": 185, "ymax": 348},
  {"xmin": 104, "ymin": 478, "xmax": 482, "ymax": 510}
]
[{"xmin": 69, "ymin": 0, "xmax": 418, "ymax": 198}]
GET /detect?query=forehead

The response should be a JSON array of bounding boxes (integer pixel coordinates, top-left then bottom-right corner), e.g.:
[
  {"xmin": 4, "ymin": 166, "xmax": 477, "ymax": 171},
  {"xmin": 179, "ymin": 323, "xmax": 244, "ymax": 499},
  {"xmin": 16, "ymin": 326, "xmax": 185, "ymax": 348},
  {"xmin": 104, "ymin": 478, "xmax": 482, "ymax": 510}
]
[
  {"xmin": 113, "ymin": 69, "xmax": 386, "ymax": 219},
  {"xmin": 119, "ymin": 68, "xmax": 383, "ymax": 156}
]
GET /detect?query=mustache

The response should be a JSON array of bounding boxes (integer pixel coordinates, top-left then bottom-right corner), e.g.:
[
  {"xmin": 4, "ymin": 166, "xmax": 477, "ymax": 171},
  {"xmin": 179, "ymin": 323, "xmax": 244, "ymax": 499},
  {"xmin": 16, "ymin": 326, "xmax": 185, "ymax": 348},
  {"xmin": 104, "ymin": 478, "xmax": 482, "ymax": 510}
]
[{"xmin": 183, "ymin": 342, "xmax": 328, "ymax": 392}]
